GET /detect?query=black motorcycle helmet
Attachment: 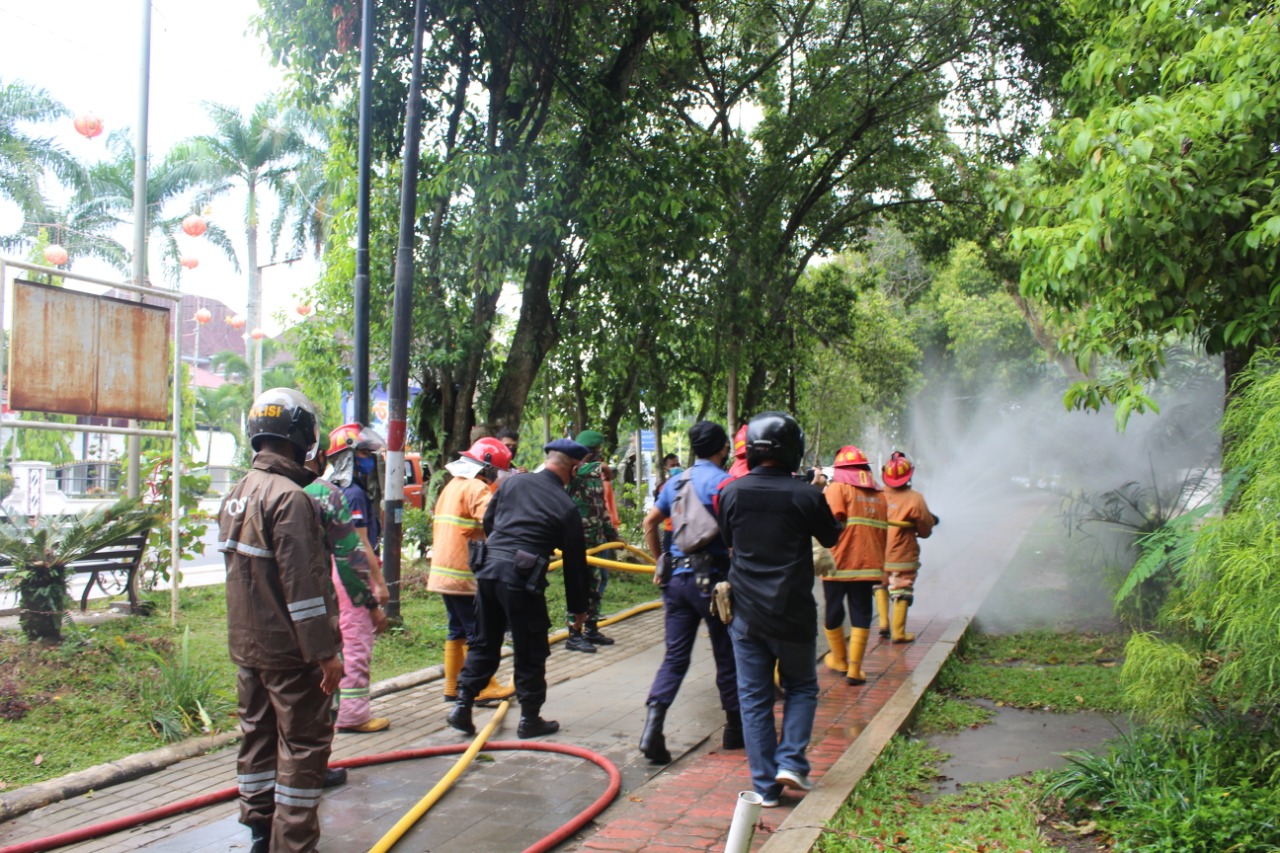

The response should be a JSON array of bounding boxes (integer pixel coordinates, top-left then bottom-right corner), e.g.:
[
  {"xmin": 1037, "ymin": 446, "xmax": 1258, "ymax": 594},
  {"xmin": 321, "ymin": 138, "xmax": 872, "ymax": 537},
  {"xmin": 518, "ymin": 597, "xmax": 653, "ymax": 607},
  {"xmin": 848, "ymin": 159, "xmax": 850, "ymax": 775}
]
[
  {"xmin": 248, "ymin": 387, "xmax": 320, "ymax": 464},
  {"xmin": 745, "ymin": 411, "xmax": 805, "ymax": 472}
]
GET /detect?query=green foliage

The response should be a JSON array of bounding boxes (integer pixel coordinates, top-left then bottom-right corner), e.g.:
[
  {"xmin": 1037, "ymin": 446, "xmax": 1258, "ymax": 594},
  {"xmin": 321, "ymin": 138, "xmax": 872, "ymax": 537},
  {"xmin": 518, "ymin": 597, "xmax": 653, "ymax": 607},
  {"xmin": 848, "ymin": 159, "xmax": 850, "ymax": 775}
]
[
  {"xmin": 1047, "ymin": 723, "xmax": 1280, "ymax": 853},
  {"xmin": 3, "ymin": 412, "xmax": 76, "ymax": 465},
  {"xmin": 939, "ymin": 630, "xmax": 1128, "ymax": 713},
  {"xmin": 401, "ymin": 506, "xmax": 431, "ymax": 554},
  {"xmin": 0, "ymin": 77, "xmax": 84, "ymax": 241},
  {"xmin": 137, "ymin": 451, "xmax": 211, "ymax": 590},
  {"xmin": 820, "ymin": 737, "xmax": 1059, "ymax": 852},
  {"xmin": 135, "ymin": 627, "xmax": 233, "ymax": 742},
  {"xmin": 911, "ymin": 692, "xmax": 994, "ymax": 735},
  {"xmin": 1008, "ymin": 0, "xmax": 1280, "ymax": 420},
  {"xmin": 0, "ymin": 499, "xmax": 160, "ymax": 641},
  {"xmin": 1120, "ymin": 632, "xmax": 1202, "ymax": 728},
  {"xmin": 0, "ymin": 472, "xmax": 13, "ymax": 501}
]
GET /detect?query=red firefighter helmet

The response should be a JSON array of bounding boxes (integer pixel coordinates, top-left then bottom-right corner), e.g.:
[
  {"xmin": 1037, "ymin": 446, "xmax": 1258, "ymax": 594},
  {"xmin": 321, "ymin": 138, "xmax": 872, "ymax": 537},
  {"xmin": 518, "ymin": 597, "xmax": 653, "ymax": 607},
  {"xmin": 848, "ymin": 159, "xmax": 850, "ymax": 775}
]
[
  {"xmin": 460, "ymin": 437, "xmax": 512, "ymax": 471},
  {"xmin": 327, "ymin": 422, "xmax": 386, "ymax": 457},
  {"xmin": 732, "ymin": 424, "xmax": 749, "ymax": 460},
  {"xmin": 882, "ymin": 451, "xmax": 914, "ymax": 488},
  {"xmin": 833, "ymin": 445, "xmax": 870, "ymax": 468}
]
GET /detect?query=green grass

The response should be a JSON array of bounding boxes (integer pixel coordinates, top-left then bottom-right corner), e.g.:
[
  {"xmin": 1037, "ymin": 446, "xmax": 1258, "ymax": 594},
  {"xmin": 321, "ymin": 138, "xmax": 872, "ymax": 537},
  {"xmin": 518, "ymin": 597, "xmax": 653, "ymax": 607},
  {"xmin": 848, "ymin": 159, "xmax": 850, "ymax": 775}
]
[
  {"xmin": 818, "ymin": 736, "xmax": 1061, "ymax": 852},
  {"xmin": 0, "ymin": 557, "xmax": 659, "ymax": 791},
  {"xmin": 912, "ymin": 691, "xmax": 994, "ymax": 735},
  {"xmin": 938, "ymin": 630, "xmax": 1129, "ymax": 713}
]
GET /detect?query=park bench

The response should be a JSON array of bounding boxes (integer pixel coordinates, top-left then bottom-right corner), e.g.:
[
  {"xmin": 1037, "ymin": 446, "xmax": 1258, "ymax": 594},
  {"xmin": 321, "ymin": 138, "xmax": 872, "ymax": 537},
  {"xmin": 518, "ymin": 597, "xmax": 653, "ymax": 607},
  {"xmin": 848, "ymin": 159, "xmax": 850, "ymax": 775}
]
[{"xmin": 0, "ymin": 529, "xmax": 151, "ymax": 612}]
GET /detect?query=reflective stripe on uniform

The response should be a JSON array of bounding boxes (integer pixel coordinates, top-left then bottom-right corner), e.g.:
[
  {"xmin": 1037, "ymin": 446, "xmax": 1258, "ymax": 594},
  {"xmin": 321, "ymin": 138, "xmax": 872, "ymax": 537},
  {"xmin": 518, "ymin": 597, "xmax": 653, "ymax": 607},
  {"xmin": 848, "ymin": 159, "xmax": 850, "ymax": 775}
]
[
  {"xmin": 219, "ymin": 539, "xmax": 275, "ymax": 558},
  {"xmin": 845, "ymin": 517, "xmax": 889, "ymax": 529},
  {"xmin": 275, "ymin": 784, "xmax": 323, "ymax": 808},
  {"xmin": 429, "ymin": 565, "xmax": 474, "ymax": 580},
  {"xmin": 288, "ymin": 596, "xmax": 327, "ymax": 622},
  {"xmin": 434, "ymin": 514, "xmax": 483, "ymax": 529},
  {"xmin": 340, "ymin": 687, "xmax": 370, "ymax": 700},
  {"xmin": 238, "ymin": 769, "xmax": 276, "ymax": 795},
  {"xmin": 885, "ymin": 560, "xmax": 921, "ymax": 571}
]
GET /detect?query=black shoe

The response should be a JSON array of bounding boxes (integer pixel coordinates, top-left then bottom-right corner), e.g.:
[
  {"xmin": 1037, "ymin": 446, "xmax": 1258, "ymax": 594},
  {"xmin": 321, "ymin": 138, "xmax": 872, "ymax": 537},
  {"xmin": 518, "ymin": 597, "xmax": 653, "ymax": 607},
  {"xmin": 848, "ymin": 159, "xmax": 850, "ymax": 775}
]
[
  {"xmin": 447, "ymin": 701, "xmax": 476, "ymax": 736},
  {"xmin": 584, "ymin": 624, "xmax": 615, "ymax": 645},
  {"xmin": 322, "ymin": 767, "xmax": 348, "ymax": 788},
  {"xmin": 518, "ymin": 716, "xmax": 560, "ymax": 738},
  {"xmin": 722, "ymin": 710, "xmax": 744, "ymax": 750},
  {"xmin": 565, "ymin": 633, "xmax": 597, "ymax": 653},
  {"xmin": 247, "ymin": 821, "xmax": 271, "ymax": 853},
  {"xmin": 639, "ymin": 702, "xmax": 672, "ymax": 764}
]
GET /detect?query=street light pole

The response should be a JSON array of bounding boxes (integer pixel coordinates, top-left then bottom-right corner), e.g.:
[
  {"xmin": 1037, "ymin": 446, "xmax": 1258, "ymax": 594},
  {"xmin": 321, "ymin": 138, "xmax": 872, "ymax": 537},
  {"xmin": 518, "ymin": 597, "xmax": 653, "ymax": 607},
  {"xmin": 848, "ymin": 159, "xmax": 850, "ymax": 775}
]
[
  {"xmin": 126, "ymin": 0, "xmax": 152, "ymax": 500},
  {"xmin": 251, "ymin": 257, "xmax": 299, "ymax": 397}
]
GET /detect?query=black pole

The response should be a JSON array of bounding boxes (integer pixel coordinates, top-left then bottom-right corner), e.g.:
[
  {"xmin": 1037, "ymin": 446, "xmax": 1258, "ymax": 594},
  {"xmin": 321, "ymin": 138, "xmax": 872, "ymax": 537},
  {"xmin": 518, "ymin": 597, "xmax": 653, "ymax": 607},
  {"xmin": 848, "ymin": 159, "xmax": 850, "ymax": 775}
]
[
  {"xmin": 352, "ymin": 0, "xmax": 375, "ymax": 425},
  {"xmin": 380, "ymin": 0, "xmax": 426, "ymax": 621}
]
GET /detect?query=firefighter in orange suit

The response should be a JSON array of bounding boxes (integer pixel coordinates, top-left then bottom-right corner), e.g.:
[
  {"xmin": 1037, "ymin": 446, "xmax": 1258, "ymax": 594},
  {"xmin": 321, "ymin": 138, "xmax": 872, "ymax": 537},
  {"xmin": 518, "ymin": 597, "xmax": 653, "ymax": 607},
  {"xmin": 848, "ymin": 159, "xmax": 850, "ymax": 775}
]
[
  {"xmin": 881, "ymin": 451, "xmax": 937, "ymax": 644},
  {"xmin": 428, "ymin": 438, "xmax": 517, "ymax": 705},
  {"xmin": 821, "ymin": 445, "xmax": 888, "ymax": 685}
]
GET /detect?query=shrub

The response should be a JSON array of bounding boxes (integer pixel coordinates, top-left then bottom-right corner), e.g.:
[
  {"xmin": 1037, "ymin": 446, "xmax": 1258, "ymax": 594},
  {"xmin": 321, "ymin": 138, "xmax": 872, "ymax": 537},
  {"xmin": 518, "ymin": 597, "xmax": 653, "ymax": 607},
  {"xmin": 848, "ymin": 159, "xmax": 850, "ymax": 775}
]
[{"xmin": 136, "ymin": 627, "xmax": 233, "ymax": 741}]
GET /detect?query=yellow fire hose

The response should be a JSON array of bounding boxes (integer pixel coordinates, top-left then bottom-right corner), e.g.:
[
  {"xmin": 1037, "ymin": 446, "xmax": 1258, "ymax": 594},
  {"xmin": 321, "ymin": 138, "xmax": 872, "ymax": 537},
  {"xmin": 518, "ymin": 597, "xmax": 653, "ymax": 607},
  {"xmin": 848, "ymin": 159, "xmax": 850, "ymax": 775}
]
[
  {"xmin": 367, "ymin": 543, "xmax": 659, "ymax": 852},
  {"xmin": 367, "ymin": 699, "xmax": 513, "ymax": 853}
]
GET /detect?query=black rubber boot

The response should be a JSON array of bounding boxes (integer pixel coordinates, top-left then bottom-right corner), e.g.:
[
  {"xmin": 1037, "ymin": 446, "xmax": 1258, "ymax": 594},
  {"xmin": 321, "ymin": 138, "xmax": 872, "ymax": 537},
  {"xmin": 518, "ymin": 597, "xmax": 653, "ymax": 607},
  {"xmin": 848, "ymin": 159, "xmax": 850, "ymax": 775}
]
[
  {"xmin": 722, "ymin": 709, "xmax": 744, "ymax": 750},
  {"xmin": 447, "ymin": 699, "xmax": 476, "ymax": 736},
  {"xmin": 323, "ymin": 767, "xmax": 348, "ymax": 788},
  {"xmin": 565, "ymin": 630, "xmax": 597, "ymax": 653},
  {"xmin": 247, "ymin": 821, "xmax": 270, "ymax": 853},
  {"xmin": 639, "ymin": 702, "xmax": 672, "ymax": 764},
  {"xmin": 517, "ymin": 704, "xmax": 560, "ymax": 738},
  {"xmin": 584, "ymin": 620, "xmax": 615, "ymax": 645}
]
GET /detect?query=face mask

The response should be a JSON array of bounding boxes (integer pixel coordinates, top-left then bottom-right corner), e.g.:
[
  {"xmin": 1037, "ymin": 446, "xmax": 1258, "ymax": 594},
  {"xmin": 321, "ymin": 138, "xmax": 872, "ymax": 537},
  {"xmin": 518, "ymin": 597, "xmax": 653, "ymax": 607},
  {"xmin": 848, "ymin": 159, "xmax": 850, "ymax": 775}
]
[{"xmin": 356, "ymin": 456, "xmax": 376, "ymax": 476}]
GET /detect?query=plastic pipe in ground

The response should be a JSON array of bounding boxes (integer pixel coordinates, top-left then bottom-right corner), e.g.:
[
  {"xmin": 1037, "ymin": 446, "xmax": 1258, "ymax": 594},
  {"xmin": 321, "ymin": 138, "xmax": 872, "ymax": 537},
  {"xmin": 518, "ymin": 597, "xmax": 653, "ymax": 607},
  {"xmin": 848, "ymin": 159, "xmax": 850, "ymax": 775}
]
[{"xmin": 724, "ymin": 790, "xmax": 763, "ymax": 853}]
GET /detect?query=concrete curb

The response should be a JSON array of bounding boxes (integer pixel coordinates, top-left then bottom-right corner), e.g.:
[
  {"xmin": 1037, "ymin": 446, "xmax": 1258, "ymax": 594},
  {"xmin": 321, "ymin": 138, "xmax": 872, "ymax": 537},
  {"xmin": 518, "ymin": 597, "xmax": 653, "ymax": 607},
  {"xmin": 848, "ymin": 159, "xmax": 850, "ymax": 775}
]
[{"xmin": 759, "ymin": 526, "xmax": 1027, "ymax": 853}]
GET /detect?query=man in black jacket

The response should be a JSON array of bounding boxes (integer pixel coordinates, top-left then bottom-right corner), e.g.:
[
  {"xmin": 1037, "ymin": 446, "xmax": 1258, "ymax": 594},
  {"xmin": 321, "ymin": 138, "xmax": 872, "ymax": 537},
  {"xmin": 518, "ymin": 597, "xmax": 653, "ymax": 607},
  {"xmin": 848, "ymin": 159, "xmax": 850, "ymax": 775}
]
[
  {"xmin": 718, "ymin": 412, "xmax": 842, "ymax": 808},
  {"xmin": 447, "ymin": 439, "xmax": 593, "ymax": 739}
]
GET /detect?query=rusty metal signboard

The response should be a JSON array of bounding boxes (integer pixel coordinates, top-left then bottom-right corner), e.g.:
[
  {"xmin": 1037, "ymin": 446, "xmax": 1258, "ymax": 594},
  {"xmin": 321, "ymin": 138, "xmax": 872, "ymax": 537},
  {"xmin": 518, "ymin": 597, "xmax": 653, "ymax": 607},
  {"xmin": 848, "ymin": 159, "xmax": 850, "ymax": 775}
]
[{"xmin": 8, "ymin": 279, "xmax": 171, "ymax": 421}]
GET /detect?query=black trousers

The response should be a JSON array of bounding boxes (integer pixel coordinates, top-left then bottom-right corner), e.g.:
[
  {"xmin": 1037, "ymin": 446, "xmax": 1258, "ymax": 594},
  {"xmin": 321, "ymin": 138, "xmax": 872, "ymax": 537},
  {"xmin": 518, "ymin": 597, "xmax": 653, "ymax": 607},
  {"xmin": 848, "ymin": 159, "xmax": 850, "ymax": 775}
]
[{"xmin": 458, "ymin": 577, "xmax": 552, "ymax": 711}]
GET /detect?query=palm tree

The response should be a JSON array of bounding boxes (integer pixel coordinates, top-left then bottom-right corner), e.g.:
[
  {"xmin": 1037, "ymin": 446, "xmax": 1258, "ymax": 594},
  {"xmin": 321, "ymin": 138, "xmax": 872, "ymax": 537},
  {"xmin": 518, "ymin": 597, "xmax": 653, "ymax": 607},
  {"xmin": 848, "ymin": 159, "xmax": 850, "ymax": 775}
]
[
  {"xmin": 194, "ymin": 384, "xmax": 247, "ymax": 465},
  {"xmin": 0, "ymin": 78, "xmax": 85, "ymax": 250},
  {"xmin": 183, "ymin": 100, "xmax": 307, "ymax": 397},
  {"xmin": 88, "ymin": 131, "xmax": 238, "ymax": 284}
]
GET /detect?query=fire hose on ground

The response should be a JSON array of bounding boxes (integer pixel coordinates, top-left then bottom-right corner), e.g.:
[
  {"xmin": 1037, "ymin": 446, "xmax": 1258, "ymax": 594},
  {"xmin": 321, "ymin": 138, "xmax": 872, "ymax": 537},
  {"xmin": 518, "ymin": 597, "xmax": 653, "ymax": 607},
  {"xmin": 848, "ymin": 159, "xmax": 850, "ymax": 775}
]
[{"xmin": 0, "ymin": 543, "xmax": 653, "ymax": 853}]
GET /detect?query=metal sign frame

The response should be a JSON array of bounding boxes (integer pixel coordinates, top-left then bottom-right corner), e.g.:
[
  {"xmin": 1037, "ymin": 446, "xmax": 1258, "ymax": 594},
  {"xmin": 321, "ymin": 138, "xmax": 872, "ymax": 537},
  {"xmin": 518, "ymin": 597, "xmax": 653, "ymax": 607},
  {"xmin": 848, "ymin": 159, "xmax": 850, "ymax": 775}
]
[{"xmin": 0, "ymin": 257, "xmax": 184, "ymax": 618}]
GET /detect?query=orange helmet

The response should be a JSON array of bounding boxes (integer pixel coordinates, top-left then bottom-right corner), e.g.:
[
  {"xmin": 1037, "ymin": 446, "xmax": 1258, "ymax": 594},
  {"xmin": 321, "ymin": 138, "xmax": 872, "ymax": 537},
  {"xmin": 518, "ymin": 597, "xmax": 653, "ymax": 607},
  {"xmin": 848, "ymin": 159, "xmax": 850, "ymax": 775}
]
[
  {"xmin": 882, "ymin": 451, "xmax": 914, "ymax": 487},
  {"xmin": 733, "ymin": 424, "xmax": 749, "ymax": 460},
  {"xmin": 461, "ymin": 437, "xmax": 512, "ymax": 471},
  {"xmin": 327, "ymin": 422, "xmax": 386, "ymax": 457},
  {"xmin": 833, "ymin": 445, "xmax": 870, "ymax": 468}
]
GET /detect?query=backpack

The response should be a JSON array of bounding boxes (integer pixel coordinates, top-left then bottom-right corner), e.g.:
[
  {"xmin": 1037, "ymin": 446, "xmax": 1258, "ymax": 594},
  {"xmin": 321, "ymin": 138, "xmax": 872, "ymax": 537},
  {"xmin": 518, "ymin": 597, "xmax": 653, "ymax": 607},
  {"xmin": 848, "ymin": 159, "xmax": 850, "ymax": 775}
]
[{"xmin": 671, "ymin": 468, "xmax": 722, "ymax": 554}]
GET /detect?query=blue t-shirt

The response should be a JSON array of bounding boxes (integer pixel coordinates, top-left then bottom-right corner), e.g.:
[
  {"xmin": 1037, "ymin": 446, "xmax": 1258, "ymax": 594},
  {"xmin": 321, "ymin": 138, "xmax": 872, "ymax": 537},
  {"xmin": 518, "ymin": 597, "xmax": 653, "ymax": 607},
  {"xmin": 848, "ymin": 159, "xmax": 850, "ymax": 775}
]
[{"xmin": 656, "ymin": 458, "xmax": 731, "ymax": 563}]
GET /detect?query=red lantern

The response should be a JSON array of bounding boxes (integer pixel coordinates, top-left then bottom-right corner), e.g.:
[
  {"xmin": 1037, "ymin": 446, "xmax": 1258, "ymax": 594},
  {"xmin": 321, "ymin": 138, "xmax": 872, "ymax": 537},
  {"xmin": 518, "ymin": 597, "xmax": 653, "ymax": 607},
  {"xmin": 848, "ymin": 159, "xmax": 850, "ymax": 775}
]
[
  {"xmin": 43, "ymin": 244, "xmax": 68, "ymax": 265},
  {"xmin": 74, "ymin": 112, "xmax": 104, "ymax": 139},
  {"xmin": 227, "ymin": 315, "xmax": 246, "ymax": 330},
  {"xmin": 250, "ymin": 328, "xmax": 265, "ymax": 340},
  {"xmin": 296, "ymin": 303, "xmax": 312, "ymax": 317},
  {"xmin": 181, "ymin": 214, "xmax": 207, "ymax": 237},
  {"xmin": 180, "ymin": 256, "xmax": 199, "ymax": 270},
  {"xmin": 194, "ymin": 308, "xmax": 213, "ymax": 324}
]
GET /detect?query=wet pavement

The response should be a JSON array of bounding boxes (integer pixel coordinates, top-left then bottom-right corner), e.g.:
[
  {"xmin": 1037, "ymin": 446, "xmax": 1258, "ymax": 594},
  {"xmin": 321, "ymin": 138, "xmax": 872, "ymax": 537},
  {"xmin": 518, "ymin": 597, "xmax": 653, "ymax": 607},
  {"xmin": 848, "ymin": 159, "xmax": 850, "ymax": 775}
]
[{"xmin": 0, "ymin": 491, "xmax": 1060, "ymax": 853}]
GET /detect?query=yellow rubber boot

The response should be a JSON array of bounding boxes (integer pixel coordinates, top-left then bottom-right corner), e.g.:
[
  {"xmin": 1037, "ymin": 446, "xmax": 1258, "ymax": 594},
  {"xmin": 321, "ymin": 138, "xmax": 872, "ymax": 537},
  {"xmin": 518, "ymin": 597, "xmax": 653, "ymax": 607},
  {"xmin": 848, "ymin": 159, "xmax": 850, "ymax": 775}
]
[
  {"xmin": 470, "ymin": 644, "xmax": 516, "ymax": 705},
  {"xmin": 442, "ymin": 639, "xmax": 465, "ymax": 701},
  {"xmin": 823, "ymin": 628, "xmax": 848, "ymax": 673},
  {"xmin": 846, "ymin": 628, "xmax": 870, "ymax": 685},
  {"xmin": 891, "ymin": 599, "xmax": 916, "ymax": 644},
  {"xmin": 874, "ymin": 586, "xmax": 891, "ymax": 637}
]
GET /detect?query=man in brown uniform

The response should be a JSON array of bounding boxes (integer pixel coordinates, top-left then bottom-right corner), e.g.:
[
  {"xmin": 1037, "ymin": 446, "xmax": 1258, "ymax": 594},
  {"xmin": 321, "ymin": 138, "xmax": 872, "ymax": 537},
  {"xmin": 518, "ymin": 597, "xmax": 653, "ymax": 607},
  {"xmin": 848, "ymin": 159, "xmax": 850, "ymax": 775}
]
[
  {"xmin": 220, "ymin": 388, "xmax": 343, "ymax": 853},
  {"xmin": 881, "ymin": 451, "xmax": 937, "ymax": 643}
]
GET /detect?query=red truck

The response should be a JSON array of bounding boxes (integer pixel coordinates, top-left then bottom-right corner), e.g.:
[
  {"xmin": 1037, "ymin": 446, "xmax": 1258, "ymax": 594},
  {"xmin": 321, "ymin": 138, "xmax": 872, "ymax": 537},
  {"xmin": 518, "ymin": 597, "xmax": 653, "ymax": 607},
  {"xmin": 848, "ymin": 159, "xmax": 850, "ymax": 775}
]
[{"xmin": 404, "ymin": 452, "xmax": 426, "ymax": 510}]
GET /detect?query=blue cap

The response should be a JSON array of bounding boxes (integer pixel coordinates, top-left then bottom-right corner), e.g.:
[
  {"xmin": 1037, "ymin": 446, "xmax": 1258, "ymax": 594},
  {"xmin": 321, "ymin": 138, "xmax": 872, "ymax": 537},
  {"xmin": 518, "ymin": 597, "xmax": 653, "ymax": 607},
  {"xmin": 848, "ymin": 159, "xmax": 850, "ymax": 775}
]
[{"xmin": 543, "ymin": 438, "xmax": 590, "ymax": 460}]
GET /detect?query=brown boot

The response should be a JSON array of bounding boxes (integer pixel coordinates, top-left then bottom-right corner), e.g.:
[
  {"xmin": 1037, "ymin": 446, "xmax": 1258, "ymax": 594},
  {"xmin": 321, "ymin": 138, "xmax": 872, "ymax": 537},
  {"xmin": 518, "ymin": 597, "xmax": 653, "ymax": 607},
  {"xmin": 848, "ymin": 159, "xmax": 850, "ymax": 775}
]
[
  {"xmin": 891, "ymin": 599, "xmax": 916, "ymax": 644},
  {"xmin": 823, "ymin": 627, "xmax": 848, "ymax": 672},
  {"xmin": 846, "ymin": 628, "xmax": 870, "ymax": 685},
  {"xmin": 442, "ymin": 639, "xmax": 465, "ymax": 702}
]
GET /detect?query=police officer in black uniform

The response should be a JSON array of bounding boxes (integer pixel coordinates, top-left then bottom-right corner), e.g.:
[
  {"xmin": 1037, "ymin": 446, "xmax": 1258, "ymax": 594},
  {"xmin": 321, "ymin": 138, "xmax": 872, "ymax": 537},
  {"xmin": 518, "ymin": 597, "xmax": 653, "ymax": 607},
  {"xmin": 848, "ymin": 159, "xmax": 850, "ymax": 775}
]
[{"xmin": 447, "ymin": 439, "xmax": 593, "ymax": 739}]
